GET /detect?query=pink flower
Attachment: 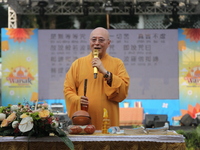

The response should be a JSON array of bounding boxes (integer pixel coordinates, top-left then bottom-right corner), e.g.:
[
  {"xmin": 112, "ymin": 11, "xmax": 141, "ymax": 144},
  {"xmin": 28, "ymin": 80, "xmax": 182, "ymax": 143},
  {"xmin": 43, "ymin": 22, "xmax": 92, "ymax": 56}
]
[{"xmin": 42, "ymin": 103, "xmax": 48, "ymax": 108}]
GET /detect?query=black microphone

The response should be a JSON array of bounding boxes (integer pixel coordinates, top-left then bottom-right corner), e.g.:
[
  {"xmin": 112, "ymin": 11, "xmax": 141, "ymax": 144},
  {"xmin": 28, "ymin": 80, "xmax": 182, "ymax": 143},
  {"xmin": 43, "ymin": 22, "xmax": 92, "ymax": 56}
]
[{"xmin": 93, "ymin": 49, "xmax": 99, "ymax": 79}]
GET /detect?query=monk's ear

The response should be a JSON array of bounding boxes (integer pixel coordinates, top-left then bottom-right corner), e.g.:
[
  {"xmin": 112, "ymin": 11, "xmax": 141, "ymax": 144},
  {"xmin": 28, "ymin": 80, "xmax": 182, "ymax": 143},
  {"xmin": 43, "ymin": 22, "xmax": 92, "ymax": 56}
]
[{"xmin": 107, "ymin": 39, "xmax": 111, "ymax": 45}]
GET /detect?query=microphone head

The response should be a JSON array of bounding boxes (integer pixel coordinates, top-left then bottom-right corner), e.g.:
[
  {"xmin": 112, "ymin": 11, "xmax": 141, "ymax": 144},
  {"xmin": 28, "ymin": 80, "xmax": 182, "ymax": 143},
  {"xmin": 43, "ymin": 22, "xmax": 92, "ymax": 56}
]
[{"xmin": 93, "ymin": 49, "xmax": 99, "ymax": 57}]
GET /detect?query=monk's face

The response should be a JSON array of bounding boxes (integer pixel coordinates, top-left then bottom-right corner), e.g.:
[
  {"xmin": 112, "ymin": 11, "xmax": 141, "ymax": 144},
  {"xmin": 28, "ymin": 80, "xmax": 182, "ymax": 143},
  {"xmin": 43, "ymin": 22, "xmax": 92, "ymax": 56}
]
[{"xmin": 89, "ymin": 27, "xmax": 111, "ymax": 58}]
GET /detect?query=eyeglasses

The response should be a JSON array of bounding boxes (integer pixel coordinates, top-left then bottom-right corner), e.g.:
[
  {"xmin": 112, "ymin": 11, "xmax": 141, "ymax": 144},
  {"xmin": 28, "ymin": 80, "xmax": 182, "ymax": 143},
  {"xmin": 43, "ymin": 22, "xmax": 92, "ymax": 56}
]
[{"xmin": 90, "ymin": 38, "xmax": 106, "ymax": 43}]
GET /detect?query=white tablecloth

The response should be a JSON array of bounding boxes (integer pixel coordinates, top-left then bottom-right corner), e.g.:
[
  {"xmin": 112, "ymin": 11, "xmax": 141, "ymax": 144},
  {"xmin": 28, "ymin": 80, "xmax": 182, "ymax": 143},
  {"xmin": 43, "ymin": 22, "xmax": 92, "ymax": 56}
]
[{"xmin": 0, "ymin": 130, "xmax": 185, "ymax": 143}]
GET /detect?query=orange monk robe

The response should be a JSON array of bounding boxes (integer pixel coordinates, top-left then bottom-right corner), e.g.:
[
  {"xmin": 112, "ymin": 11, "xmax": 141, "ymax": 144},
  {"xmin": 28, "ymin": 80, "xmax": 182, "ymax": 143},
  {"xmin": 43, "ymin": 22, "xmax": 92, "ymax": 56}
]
[{"xmin": 63, "ymin": 52, "xmax": 130, "ymax": 130}]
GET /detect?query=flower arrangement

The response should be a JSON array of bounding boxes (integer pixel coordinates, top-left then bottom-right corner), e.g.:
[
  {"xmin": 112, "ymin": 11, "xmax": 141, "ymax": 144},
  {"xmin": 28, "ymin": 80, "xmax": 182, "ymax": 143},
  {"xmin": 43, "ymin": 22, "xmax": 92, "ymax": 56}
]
[{"xmin": 0, "ymin": 103, "xmax": 74, "ymax": 150}]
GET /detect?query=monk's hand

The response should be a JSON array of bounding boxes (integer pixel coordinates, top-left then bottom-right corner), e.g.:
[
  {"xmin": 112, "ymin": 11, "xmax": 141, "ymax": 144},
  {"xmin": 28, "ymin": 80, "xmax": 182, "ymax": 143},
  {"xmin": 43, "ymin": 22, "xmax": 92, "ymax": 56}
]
[
  {"xmin": 92, "ymin": 57, "xmax": 106, "ymax": 74},
  {"xmin": 80, "ymin": 96, "xmax": 89, "ymax": 105}
]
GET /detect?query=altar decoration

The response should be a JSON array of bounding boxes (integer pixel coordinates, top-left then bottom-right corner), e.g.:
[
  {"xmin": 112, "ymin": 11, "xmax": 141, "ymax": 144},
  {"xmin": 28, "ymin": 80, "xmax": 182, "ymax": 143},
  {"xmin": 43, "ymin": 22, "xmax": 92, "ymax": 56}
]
[
  {"xmin": 72, "ymin": 110, "xmax": 91, "ymax": 125},
  {"xmin": 0, "ymin": 103, "xmax": 74, "ymax": 150},
  {"xmin": 102, "ymin": 108, "xmax": 110, "ymax": 134},
  {"xmin": 67, "ymin": 125, "xmax": 96, "ymax": 134},
  {"xmin": 68, "ymin": 110, "xmax": 95, "ymax": 134}
]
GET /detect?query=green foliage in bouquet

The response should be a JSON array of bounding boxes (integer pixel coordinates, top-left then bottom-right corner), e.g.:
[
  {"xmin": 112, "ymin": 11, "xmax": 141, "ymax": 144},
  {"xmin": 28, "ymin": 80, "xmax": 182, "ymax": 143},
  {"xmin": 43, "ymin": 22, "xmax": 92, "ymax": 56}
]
[
  {"xmin": 176, "ymin": 125, "xmax": 200, "ymax": 150},
  {"xmin": 0, "ymin": 103, "xmax": 74, "ymax": 150}
]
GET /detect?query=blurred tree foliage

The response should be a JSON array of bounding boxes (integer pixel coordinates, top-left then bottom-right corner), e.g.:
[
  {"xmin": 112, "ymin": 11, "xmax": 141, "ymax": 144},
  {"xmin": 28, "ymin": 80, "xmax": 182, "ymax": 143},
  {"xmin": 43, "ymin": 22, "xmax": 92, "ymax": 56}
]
[
  {"xmin": 163, "ymin": 15, "xmax": 200, "ymax": 29},
  {"xmin": 0, "ymin": 4, "xmax": 8, "ymax": 58},
  {"xmin": 17, "ymin": 14, "xmax": 138, "ymax": 29},
  {"xmin": 0, "ymin": 5, "xmax": 8, "ymax": 28},
  {"xmin": 75, "ymin": 15, "xmax": 139, "ymax": 29}
]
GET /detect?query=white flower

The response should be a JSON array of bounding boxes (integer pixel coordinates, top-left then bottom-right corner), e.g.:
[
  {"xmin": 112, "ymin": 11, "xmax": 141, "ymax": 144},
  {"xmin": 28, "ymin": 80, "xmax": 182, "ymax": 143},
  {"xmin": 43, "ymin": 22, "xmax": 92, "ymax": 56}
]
[
  {"xmin": 51, "ymin": 120, "xmax": 59, "ymax": 128},
  {"xmin": 0, "ymin": 113, "xmax": 6, "ymax": 121},
  {"xmin": 12, "ymin": 121, "xmax": 19, "ymax": 128},
  {"xmin": 11, "ymin": 105, "xmax": 19, "ymax": 111},
  {"xmin": 19, "ymin": 116, "xmax": 33, "ymax": 132}
]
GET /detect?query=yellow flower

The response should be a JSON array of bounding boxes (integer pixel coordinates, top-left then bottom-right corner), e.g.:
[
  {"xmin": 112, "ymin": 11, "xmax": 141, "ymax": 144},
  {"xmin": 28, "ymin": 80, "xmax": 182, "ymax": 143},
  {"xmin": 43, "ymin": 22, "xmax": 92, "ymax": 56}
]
[
  {"xmin": 20, "ymin": 113, "xmax": 29, "ymax": 118},
  {"xmin": 39, "ymin": 109, "xmax": 50, "ymax": 118},
  {"xmin": 1, "ymin": 119, "xmax": 9, "ymax": 127},
  {"xmin": 6, "ymin": 112, "xmax": 16, "ymax": 122}
]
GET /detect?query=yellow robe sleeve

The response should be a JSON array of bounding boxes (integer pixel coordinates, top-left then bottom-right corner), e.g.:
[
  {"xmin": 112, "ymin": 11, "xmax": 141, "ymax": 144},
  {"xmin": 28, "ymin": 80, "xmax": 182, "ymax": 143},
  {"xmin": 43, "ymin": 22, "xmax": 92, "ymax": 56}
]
[
  {"xmin": 63, "ymin": 60, "xmax": 81, "ymax": 118},
  {"xmin": 103, "ymin": 57, "xmax": 130, "ymax": 103}
]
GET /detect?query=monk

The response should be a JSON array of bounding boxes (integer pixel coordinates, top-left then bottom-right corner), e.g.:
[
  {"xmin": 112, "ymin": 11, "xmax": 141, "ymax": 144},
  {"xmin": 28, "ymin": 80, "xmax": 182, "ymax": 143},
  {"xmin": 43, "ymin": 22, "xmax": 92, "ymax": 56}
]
[{"xmin": 63, "ymin": 27, "xmax": 130, "ymax": 130}]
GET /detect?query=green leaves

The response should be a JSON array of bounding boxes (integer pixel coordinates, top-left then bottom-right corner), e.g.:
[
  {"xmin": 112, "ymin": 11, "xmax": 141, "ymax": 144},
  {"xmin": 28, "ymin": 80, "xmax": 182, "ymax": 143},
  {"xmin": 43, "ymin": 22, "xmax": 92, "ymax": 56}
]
[
  {"xmin": 0, "ymin": 128, "xmax": 14, "ymax": 136},
  {"xmin": 196, "ymin": 125, "xmax": 200, "ymax": 137},
  {"xmin": 30, "ymin": 112, "xmax": 40, "ymax": 120},
  {"xmin": 53, "ymin": 127, "xmax": 74, "ymax": 150},
  {"xmin": 176, "ymin": 125, "xmax": 200, "ymax": 149},
  {"xmin": 59, "ymin": 136, "xmax": 74, "ymax": 150},
  {"xmin": 55, "ymin": 127, "xmax": 66, "ymax": 137},
  {"xmin": 0, "ymin": 106, "xmax": 6, "ymax": 113}
]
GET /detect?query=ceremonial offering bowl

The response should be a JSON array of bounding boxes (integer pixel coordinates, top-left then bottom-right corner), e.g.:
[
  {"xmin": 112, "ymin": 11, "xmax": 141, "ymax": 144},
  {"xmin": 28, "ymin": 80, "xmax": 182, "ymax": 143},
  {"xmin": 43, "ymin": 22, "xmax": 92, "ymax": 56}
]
[{"xmin": 72, "ymin": 110, "xmax": 91, "ymax": 125}]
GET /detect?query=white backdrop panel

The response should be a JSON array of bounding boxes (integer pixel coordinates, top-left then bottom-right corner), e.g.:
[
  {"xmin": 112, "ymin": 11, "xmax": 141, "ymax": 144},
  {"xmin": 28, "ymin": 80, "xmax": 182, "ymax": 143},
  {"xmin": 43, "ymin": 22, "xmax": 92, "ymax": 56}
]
[{"xmin": 38, "ymin": 29, "xmax": 178, "ymax": 100}]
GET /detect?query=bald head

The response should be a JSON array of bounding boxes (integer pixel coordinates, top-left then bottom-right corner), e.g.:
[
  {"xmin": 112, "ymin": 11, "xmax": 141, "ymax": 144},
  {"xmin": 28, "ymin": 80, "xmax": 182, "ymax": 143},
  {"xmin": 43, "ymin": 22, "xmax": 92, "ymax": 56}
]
[{"xmin": 90, "ymin": 27, "xmax": 110, "ymax": 40}]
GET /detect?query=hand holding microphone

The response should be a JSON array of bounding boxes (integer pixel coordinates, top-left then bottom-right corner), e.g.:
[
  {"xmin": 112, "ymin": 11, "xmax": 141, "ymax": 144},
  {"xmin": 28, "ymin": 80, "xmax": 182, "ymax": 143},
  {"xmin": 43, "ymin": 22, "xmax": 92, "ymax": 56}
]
[{"xmin": 92, "ymin": 49, "xmax": 107, "ymax": 79}]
